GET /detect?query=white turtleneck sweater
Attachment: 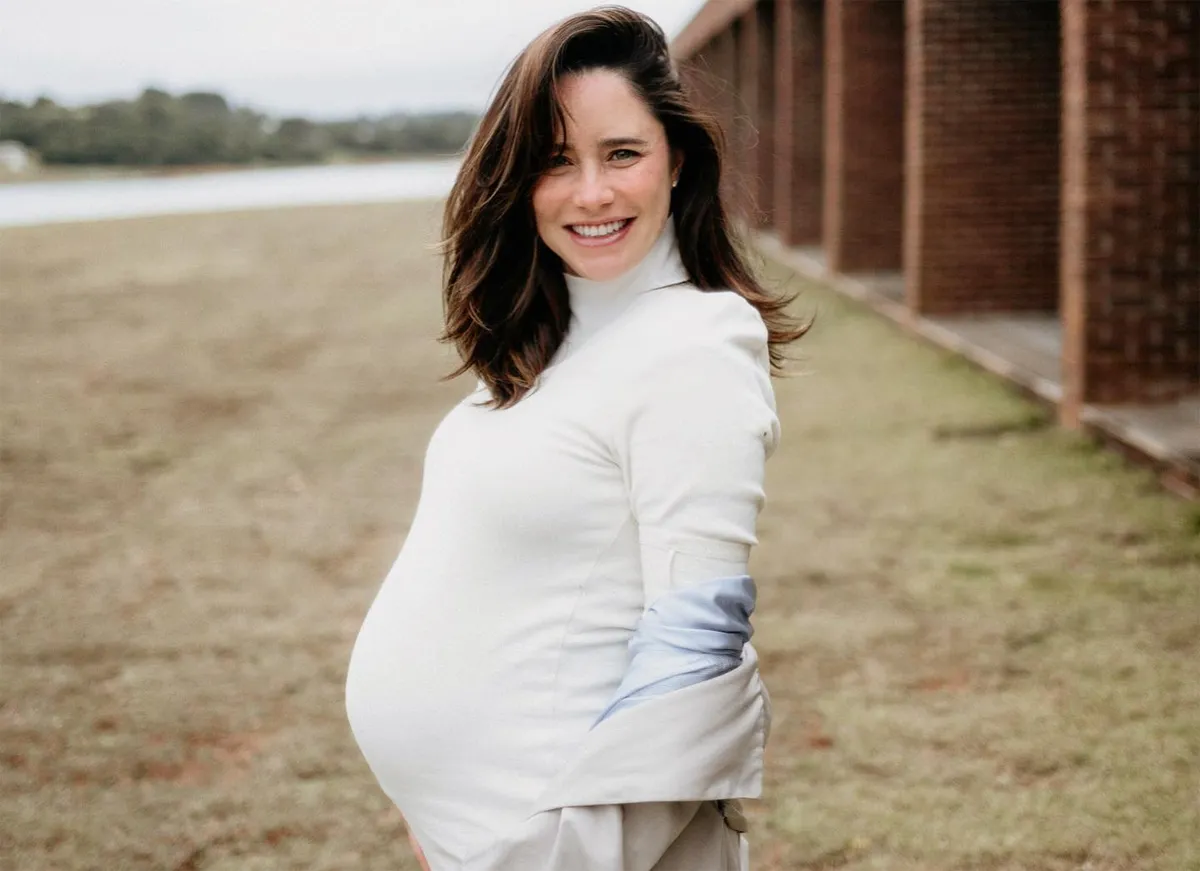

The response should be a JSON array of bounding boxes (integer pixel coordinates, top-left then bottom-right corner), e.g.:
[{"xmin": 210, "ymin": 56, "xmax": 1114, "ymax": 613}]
[{"xmin": 345, "ymin": 219, "xmax": 780, "ymax": 869}]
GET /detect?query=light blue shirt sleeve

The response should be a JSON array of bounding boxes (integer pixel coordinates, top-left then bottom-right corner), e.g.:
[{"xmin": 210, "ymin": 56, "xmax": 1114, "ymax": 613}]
[{"xmin": 593, "ymin": 574, "xmax": 755, "ymax": 726}]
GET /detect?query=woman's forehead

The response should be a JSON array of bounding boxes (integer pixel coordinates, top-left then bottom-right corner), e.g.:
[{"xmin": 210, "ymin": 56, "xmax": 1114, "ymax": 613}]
[
  {"xmin": 557, "ymin": 71, "xmax": 655, "ymax": 121},
  {"xmin": 554, "ymin": 72, "xmax": 663, "ymax": 148}
]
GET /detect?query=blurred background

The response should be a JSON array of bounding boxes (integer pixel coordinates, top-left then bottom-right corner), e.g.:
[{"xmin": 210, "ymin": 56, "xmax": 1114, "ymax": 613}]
[
  {"xmin": 1, "ymin": 1, "xmax": 1197, "ymax": 870},
  {"xmin": 0, "ymin": 0, "xmax": 700, "ymax": 222}
]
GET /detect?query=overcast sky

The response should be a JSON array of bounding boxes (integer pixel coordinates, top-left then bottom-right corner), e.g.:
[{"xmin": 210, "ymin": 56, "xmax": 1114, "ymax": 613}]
[{"xmin": 1, "ymin": 0, "xmax": 705, "ymax": 118}]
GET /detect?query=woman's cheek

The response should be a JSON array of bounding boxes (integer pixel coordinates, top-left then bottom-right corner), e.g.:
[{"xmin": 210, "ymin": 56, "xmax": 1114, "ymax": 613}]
[{"xmin": 627, "ymin": 161, "xmax": 669, "ymax": 203}]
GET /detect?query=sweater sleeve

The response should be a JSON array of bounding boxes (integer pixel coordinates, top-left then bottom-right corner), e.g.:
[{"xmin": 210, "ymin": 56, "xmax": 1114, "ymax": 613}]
[{"xmin": 612, "ymin": 294, "xmax": 780, "ymax": 610}]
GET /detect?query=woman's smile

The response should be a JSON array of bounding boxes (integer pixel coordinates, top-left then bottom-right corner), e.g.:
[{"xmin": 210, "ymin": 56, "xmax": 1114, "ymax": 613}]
[{"xmin": 566, "ymin": 217, "xmax": 635, "ymax": 247}]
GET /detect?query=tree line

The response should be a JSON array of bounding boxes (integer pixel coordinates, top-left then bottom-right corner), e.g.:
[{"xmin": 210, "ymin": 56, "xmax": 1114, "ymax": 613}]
[{"xmin": 0, "ymin": 89, "xmax": 479, "ymax": 166}]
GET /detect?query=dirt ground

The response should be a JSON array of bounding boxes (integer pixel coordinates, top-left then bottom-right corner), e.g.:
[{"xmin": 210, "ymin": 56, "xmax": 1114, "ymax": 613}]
[{"xmin": 1, "ymin": 201, "xmax": 1197, "ymax": 871}]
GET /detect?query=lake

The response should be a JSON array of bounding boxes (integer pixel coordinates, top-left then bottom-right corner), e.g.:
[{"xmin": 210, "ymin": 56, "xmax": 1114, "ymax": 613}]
[{"xmin": 0, "ymin": 158, "xmax": 462, "ymax": 228}]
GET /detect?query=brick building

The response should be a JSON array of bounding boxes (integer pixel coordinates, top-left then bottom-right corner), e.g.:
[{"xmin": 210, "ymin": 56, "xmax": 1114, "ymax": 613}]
[{"xmin": 672, "ymin": 0, "xmax": 1199, "ymax": 496}]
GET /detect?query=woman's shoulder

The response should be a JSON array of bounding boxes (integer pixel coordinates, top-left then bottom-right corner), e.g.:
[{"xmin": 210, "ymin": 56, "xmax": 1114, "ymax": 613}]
[
  {"xmin": 605, "ymin": 285, "xmax": 780, "ymax": 450},
  {"xmin": 630, "ymin": 285, "xmax": 770, "ymax": 368}
]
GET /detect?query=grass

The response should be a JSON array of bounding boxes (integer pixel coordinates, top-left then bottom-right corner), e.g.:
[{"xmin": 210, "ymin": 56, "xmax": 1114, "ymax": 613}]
[{"xmin": 1, "ymin": 202, "xmax": 1197, "ymax": 870}]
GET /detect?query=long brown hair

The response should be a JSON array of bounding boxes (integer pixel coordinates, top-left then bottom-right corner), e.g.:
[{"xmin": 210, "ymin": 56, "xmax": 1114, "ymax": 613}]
[{"xmin": 440, "ymin": 5, "xmax": 808, "ymax": 409}]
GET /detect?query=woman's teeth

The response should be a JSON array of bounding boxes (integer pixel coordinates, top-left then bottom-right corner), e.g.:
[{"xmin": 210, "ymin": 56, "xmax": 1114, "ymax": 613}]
[{"xmin": 571, "ymin": 219, "xmax": 630, "ymax": 238}]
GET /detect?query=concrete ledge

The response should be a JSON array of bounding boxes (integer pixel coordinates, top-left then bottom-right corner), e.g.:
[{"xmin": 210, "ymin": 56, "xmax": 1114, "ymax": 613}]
[{"xmin": 1081, "ymin": 400, "xmax": 1200, "ymax": 501}]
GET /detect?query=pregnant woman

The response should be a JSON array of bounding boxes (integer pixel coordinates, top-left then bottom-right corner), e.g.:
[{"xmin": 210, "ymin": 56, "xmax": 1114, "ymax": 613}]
[{"xmin": 345, "ymin": 7, "xmax": 807, "ymax": 869}]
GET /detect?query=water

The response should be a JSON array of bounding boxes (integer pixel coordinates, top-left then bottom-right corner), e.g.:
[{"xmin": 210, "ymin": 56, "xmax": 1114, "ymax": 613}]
[{"xmin": 0, "ymin": 158, "xmax": 462, "ymax": 228}]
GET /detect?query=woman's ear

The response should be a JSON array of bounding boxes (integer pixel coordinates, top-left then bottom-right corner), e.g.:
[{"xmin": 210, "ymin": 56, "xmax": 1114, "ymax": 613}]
[{"xmin": 670, "ymin": 149, "xmax": 684, "ymax": 188}]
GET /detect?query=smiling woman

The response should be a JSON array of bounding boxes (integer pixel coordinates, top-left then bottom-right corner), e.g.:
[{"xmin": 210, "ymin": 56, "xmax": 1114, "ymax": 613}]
[
  {"xmin": 531, "ymin": 71, "xmax": 678, "ymax": 279},
  {"xmin": 344, "ymin": 6, "xmax": 809, "ymax": 871},
  {"xmin": 431, "ymin": 4, "xmax": 805, "ymax": 410}
]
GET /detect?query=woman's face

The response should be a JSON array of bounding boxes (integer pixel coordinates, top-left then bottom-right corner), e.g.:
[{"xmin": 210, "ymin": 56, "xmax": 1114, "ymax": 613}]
[{"xmin": 532, "ymin": 69, "xmax": 678, "ymax": 282}]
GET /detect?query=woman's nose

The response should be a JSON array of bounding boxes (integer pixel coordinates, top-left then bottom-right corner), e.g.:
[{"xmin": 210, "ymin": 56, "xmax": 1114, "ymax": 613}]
[{"xmin": 573, "ymin": 167, "xmax": 614, "ymax": 209}]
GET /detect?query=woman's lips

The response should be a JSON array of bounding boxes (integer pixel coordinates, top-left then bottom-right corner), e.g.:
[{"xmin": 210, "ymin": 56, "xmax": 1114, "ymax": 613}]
[{"xmin": 566, "ymin": 217, "xmax": 635, "ymax": 247}]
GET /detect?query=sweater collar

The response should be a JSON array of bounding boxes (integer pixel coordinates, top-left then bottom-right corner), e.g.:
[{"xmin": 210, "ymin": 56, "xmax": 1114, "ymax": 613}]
[{"xmin": 562, "ymin": 217, "xmax": 689, "ymax": 331}]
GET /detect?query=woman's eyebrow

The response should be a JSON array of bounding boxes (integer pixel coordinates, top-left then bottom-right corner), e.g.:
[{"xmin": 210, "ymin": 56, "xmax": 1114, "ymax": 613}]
[
  {"xmin": 552, "ymin": 136, "xmax": 651, "ymax": 155},
  {"xmin": 598, "ymin": 136, "xmax": 650, "ymax": 148}
]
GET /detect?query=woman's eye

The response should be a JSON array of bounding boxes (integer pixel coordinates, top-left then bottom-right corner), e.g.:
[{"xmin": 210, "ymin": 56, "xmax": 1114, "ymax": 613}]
[
  {"xmin": 547, "ymin": 154, "xmax": 571, "ymax": 169},
  {"xmin": 610, "ymin": 149, "xmax": 640, "ymax": 162}
]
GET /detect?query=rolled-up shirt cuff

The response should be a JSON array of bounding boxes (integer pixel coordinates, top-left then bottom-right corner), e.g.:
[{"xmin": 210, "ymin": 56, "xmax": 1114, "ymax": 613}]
[{"xmin": 594, "ymin": 574, "xmax": 755, "ymax": 725}]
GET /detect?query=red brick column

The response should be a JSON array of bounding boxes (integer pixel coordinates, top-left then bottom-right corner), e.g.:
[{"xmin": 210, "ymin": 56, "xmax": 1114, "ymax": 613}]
[
  {"xmin": 774, "ymin": 0, "xmax": 824, "ymax": 246},
  {"xmin": 736, "ymin": 13, "xmax": 761, "ymax": 223},
  {"xmin": 756, "ymin": 1, "xmax": 777, "ymax": 226},
  {"xmin": 824, "ymin": 0, "xmax": 905, "ymax": 273},
  {"xmin": 709, "ymin": 29, "xmax": 735, "ymax": 132},
  {"xmin": 905, "ymin": 0, "xmax": 1060, "ymax": 316},
  {"xmin": 709, "ymin": 27, "xmax": 744, "ymax": 219},
  {"xmin": 1061, "ymin": 0, "xmax": 1200, "ymax": 422},
  {"xmin": 699, "ymin": 40, "xmax": 724, "ymax": 110},
  {"xmin": 678, "ymin": 38, "xmax": 702, "ymax": 101},
  {"xmin": 738, "ymin": 1, "xmax": 777, "ymax": 226}
]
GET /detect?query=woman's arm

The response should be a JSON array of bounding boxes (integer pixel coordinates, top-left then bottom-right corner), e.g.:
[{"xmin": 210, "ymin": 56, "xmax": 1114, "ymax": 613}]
[{"xmin": 614, "ymin": 298, "xmax": 780, "ymax": 610}]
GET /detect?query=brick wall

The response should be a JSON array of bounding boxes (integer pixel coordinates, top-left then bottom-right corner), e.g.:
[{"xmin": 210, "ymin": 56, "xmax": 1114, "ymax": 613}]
[
  {"xmin": 774, "ymin": 0, "xmax": 825, "ymax": 246},
  {"xmin": 1062, "ymin": 0, "xmax": 1200, "ymax": 414},
  {"xmin": 906, "ymin": 0, "xmax": 1061, "ymax": 315},
  {"xmin": 735, "ymin": 3, "xmax": 777, "ymax": 227},
  {"xmin": 683, "ymin": 34, "xmax": 743, "ymax": 220},
  {"xmin": 824, "ymin": 0, "xmax": 906, "ymax": 273},
  {"xmin": 678, "ymin": 44, "xmax": 714, "ymax": 143},
  {"xmin": 736, "ymin": 12, "xmax": 762, "ymax": 224},
  {"xmin": 672, "ymin": 0, "xmax": 756, "ymax": 58},
  {"xmin": 755, "ymin": 1, "xmax": 777, "ymax": 226},
  {"xmin": 678, "ymin": 50, "xmax": 704, "ymax": 110},
  {"xmin": 712, "ymin": 28, "xmax": 745, "ymax": 219}
]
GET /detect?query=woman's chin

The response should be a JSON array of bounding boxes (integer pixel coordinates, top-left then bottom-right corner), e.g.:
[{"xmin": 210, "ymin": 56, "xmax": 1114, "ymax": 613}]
[{"xmin": 562, "ymin": 232, "xmax": 653, "ymax": 282}]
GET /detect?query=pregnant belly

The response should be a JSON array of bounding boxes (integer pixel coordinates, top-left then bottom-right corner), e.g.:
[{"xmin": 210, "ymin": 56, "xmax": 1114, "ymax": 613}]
[
  {"xmin": 344, "ymin": 564, "xmax": 571, "ymax": 824},
  {"xmin": 344, "ymin": 537, "xmax": 641, "ymax": 857}
]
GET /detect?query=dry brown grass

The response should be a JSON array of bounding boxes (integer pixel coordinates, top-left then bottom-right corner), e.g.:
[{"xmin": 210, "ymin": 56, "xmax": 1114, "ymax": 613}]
[{"xmin": 1, "ymin": 202, "xmax": 1197, "ymax": 870}]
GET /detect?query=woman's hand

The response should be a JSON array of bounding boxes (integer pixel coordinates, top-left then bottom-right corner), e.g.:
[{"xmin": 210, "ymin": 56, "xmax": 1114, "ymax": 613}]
[{"xmin": 407, "ymin": 829, "xmax": 432, "ymax": 871}]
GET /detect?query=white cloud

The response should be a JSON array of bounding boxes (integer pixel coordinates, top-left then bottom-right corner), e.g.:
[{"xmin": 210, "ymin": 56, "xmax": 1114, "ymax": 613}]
[{"xmin": 0, "ymin": 0, "xmax": 705, "ymax": 117}]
